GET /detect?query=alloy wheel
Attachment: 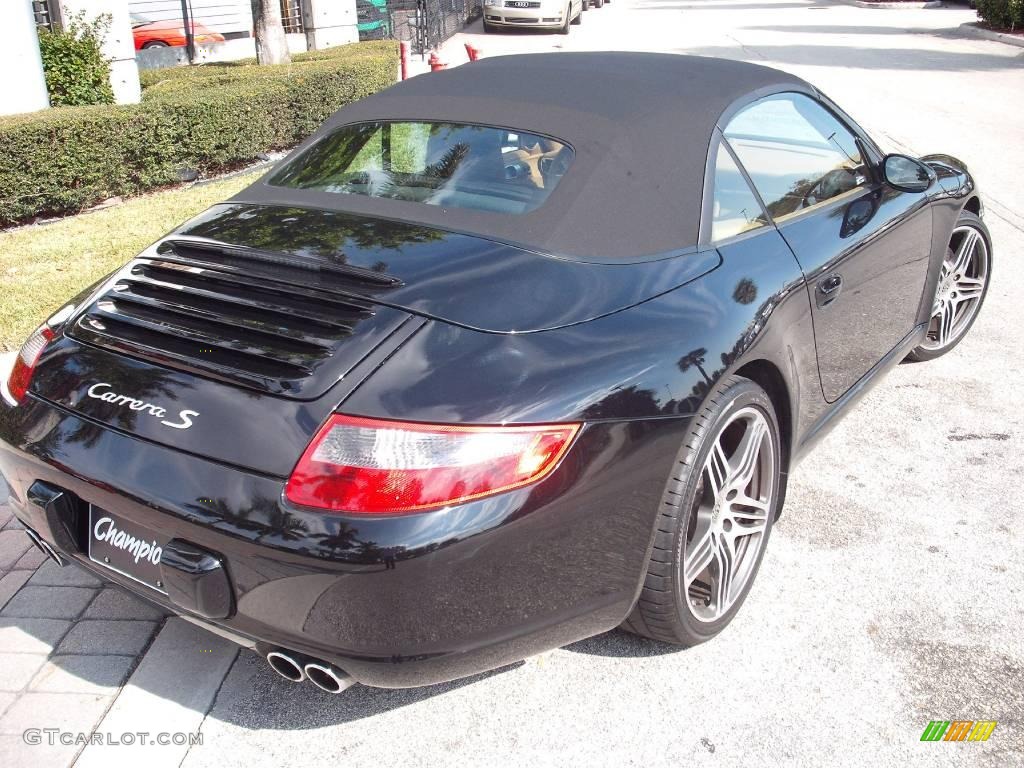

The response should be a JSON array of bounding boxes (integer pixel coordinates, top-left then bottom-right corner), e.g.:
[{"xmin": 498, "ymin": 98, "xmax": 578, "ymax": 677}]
[
  {"xmin": 683, "ymin": 406, "xmax": 774, "ymax": 623},
  {"xmin": 921, "ymin": 224, "xmax": 989, "ymax": 351}
]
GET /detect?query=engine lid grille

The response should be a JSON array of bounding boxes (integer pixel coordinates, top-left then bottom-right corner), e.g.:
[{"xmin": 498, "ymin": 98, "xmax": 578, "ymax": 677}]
[{"xmin": 68, "ymin": 239, "xmax": 411, "ymax": 398}]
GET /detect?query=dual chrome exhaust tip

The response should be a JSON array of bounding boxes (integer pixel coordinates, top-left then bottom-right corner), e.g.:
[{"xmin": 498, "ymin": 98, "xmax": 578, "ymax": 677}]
[
  {"xmin": 24, "ymin": 527, "xmax": 65, "ymax": 567},
  {"xmin": 265, "ymin": 650, "xmax": 354, "ymax": 694}
]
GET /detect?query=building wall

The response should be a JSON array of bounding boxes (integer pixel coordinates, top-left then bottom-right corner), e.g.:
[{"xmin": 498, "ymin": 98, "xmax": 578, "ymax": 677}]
[{"xmin": 0, "ymin": 0, "xmax": 50, "ymax": 115}]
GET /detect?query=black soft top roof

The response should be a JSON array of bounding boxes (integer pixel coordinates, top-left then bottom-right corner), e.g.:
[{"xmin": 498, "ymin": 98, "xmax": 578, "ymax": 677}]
[{"xmin": 236, "ymin": 52, "xmax": 809, "ymax": 259}]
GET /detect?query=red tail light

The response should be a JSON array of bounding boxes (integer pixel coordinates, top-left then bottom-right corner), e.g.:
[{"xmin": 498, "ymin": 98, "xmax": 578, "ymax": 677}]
[
  {"xmin": 285, "ymin": 415, "xmax": 580, "ymax": 514},
  {"xmin": 6, "ymin": 324, "xmax": 55, "ymax": 404}
]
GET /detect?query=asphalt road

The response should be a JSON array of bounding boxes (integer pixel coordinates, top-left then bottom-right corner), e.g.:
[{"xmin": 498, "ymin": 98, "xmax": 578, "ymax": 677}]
[{"xmin": 13, "ymin": 2, "xmax": 1024, "ymax": 766}]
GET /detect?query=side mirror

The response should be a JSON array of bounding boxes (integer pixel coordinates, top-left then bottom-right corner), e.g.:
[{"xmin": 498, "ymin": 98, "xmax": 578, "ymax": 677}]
[{"xmin": 882, "ymin": 154, "xmax": 934, "ymax": 193}]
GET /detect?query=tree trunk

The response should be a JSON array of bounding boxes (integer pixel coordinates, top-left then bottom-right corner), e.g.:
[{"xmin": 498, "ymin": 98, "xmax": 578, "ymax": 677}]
[{"xmin": 251, "ymin": 0, "xmax": 291, "ymax": 65}]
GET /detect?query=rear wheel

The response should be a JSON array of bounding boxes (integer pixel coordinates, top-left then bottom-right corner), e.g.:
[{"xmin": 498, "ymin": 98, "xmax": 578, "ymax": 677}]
[
  {"xmin": 141, "ymin": 41, "xmax": 169, "ymax": 49},
  {"xmin": 593, "ymin": 0, "xmax": 604, "ymax": 7},
  {"xmin": 907, "ymin": 210, "xmax": 991, "ymax": 362},
  {"xmin": 623, "ymin": 376, "xmax": 781, "ymax": 646}
]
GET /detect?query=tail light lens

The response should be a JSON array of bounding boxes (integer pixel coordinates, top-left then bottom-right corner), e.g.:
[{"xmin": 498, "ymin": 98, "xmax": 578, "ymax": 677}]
[
  {"xmin": 285, "ymin": 415, "xmax": 580, "ymax": 514},
  {"xmin": 6, "ymin": 324, "xmax": 55, "ymax": 404}
]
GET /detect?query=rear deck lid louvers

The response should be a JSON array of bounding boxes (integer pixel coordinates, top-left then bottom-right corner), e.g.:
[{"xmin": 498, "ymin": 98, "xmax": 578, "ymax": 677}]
[{"xmin": 67, "ymin": 238, "xmax": 412, "ymax": 399}]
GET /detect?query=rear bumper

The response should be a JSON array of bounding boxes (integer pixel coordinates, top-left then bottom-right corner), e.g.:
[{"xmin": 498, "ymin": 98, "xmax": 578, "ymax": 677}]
[{"xmin": 0, "ymin": 393, "xmax": 685, "ymax": 688}]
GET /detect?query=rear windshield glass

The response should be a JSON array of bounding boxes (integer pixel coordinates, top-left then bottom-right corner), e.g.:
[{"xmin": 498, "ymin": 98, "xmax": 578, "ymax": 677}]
[{"xmin": 268, "ymin": 121, "xmax": 573, "ymax": 215}]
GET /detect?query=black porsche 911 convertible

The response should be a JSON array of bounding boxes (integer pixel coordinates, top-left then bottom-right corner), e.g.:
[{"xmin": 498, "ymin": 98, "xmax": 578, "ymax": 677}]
[{"xmin": 0, "ymin": 53, "xmax": 991, "ymax": 692}]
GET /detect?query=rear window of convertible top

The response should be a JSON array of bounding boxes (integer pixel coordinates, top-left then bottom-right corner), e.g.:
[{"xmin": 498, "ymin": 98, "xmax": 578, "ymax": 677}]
[{"xmin": 268, "ymin": 121, "xmax": 574, "ymax": 215}]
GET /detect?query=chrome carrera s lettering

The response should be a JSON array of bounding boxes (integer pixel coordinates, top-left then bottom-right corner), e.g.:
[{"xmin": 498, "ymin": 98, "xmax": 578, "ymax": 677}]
[
  {"xmin": 160, "ymin": 410, "xmax": 198, "ymax": 430},
  {"xmin": 86, "ymin": 383, "xmax": 199, "ymax": 430}
]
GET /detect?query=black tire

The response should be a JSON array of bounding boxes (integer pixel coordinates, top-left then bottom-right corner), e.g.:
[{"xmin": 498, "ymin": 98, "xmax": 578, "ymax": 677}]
[
  {"xmin": 906, "ymin": 210, "xmax": 991, "ymax": 362},
  {"xmin": 142, "ymin": 41, "xmax": 169, "ymax": 49},
  {"xmin": 559, "ymin": 5, "xmax": 572, "ymax": 33},
  {"xmin": 482, "ymin": 20, "xmax": 495, "ymax": 33},
  {"xmin": 622, "ymin": 375, "xmax": 782, "ymax": 646},
  {"xmin": 571, "ymin": 3, "xmax": 582, "ymax": 23},
  {"xmin": 593, "ymin": 0, "xmax": 604, "ymax": 7}
]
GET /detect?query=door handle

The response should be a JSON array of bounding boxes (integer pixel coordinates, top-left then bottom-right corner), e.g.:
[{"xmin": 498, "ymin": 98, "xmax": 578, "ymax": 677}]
[{"xmin": 816, "ymin": 274, "xmax": 843, "ymax": 308}]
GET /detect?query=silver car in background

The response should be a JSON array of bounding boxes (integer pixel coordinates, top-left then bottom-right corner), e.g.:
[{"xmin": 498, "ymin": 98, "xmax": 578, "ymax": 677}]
[{"xmin": 482, "ymin": 0, "xmax": 585, "ymax": 34}]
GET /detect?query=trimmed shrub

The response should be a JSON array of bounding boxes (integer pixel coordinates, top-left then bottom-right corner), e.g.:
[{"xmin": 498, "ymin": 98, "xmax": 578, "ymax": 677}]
[
  {"xmin": 137, "ymin": 41, "xmax": 397, "ymax": 89},
  {"xmin": 0, "ymin": 42, "xmax": 397, "ymax": 227},
  {"xmin": 37, "ymin": 12, "xmax": 115, "ymax": 107},
  {"xmin": 976, "ymin": 0, "xmax": 1024, "ymax": 29}
]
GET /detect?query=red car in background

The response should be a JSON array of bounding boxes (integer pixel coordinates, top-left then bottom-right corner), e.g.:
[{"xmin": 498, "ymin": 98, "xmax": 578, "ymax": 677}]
[{"xmin": 130, "ymin": 12, "xmax": 226, "ymax": 49}]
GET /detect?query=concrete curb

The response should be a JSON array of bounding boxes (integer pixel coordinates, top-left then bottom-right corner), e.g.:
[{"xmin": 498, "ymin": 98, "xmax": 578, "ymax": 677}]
[
  {"xmin": 852, "ymin": 0, "xmax": 941, "ymax": 6},
  {"xmin": 959, "ymin": 21, "xmax": 1024, "ymax": 48}
]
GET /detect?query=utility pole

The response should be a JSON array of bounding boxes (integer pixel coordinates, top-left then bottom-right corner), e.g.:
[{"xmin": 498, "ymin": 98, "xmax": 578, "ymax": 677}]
[{"xmin": 180, "ymin": 0, "xmax": 195, "ymax": 63}]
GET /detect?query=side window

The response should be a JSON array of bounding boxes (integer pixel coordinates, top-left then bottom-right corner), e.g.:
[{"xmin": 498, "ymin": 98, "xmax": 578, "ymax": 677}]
[
  {"xmin": 711, "ymin": 142, "xmax": 768, "ymax": 242},
  {"xmin": 724, "ymin": 93, "xmax": 869, "ymax": 221}
]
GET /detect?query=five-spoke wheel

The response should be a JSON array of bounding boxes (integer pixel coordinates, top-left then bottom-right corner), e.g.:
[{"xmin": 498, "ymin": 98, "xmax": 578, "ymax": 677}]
[
  {"xmin": 683, "ymin": 406, "xmax": 774, "ymax": 623},
  {"xmin": 909, "ymin": 211, "xmax": 991, "ymax": 361},
  {"xmin": 624, "ymin": 376, "xmax": 781, "ymax": 646}
]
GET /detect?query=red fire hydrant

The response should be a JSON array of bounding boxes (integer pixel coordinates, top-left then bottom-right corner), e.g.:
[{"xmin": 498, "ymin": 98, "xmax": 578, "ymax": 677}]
[{"xmin": 428, "ymin": 52, "xmax": 447, "ymax": 72}]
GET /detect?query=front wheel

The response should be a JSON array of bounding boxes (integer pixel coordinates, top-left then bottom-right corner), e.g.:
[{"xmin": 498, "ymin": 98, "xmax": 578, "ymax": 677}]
[
  {"xmin": 559, "ymin": 5, "xmax": 572, "ymax": 33},
  {"xmin": 571, "ymin": 2, "xmax": 582, "ymax": 23},
  {"xmin": 907, "ymin": 210, "xmax": 991, "ymax": 362},
  {"xmin": 623, "ymin": 375, "xmax": 782, "ymax": 646}
]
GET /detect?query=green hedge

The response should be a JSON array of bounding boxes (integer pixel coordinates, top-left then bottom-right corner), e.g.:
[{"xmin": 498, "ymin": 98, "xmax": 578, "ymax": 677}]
[
  {"xmin": 137, "ymin": 40, "xmax": 395, "ymax": 89},
  {"xmin": 976, "ymin": 0, "xmax": 1024, "ymax": 29},
  {"xmin": 0, "ymin": 42, "xmax": 397, "ymax": 227},
  {"xmin": 38, "ymin": 12, "xmax": 115, "ymax": 107}
]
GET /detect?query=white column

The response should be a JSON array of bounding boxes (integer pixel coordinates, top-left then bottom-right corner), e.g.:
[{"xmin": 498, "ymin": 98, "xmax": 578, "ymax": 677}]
[
  {"xmin": 303, "ymin": 0, "xmax": 359, "ymax": 50},
  {"xmin": 59, "ymin": 0, "xmax": 140, "ymax": 104},
  {"xmin": 0, "ymin": 1, "xmax": 50, "ymax": 115}
]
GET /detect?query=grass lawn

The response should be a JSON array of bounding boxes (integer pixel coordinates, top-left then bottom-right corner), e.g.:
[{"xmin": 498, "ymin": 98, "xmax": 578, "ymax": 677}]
[{"xmin": 0, "ymin": 171, "xmax": 263, "ymax": 352}]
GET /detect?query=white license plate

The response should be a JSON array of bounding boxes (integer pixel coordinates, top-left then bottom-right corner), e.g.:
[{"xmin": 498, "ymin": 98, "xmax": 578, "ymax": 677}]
[{"xmin": 88, "ymin": 506, "xmax": 168, "ymax": 593}]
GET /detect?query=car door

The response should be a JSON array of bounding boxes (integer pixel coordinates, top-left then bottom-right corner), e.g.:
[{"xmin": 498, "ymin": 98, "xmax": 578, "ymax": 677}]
[{"xmin": 723, "ymin": 93, "xmax": 933, "ymax": 402}]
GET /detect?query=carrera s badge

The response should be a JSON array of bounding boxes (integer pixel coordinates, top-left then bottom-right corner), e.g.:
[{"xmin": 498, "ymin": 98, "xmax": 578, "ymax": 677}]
[{"xmin": 86, "ymin": 382, "xmax": 198, "ymax": 430}]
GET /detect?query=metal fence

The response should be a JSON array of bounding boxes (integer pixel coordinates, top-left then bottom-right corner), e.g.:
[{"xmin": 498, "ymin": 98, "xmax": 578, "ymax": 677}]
[
  {"xmin": 421, "ymin": 0, "xmax": 480, "ymax": 52},
  {"xmin": 363, "ymin": 0, "xmax": 480, "ymax": 55}
]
